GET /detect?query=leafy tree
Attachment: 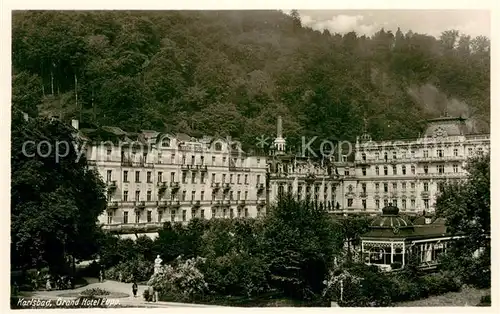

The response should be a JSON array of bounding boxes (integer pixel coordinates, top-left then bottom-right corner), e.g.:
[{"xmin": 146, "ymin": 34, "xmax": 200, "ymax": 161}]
[
  {"xmin": 435, "ymin": 153, "xmax": 490, "ymax": 288},
  {"xmin": 260, "ymin": 194, "xmax": 342, "ymax": 300},
  {"xmin": 12, "ymin": 71, "xmax": 43, "ymax": 117},
  {"xmin": 334, "ymin": 216, "xmax": 371, "ymax": 263},
  {"xmin": 11, "ymin": 106, "xmax": 107, "ymax": 273},
  {"xmin": 11, "ymin": 11, "xmax": 489, "ymax": 148}
]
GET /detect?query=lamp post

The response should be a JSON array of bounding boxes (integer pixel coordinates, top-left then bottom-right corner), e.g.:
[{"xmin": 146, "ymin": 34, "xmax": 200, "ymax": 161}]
[{"xmin": 340, "ymin": 279, "xmax": 344, "ymax": 302}]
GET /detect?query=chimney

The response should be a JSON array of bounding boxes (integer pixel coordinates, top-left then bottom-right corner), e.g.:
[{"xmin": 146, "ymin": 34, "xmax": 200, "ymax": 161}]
[
  {"xmin": 72, "ymin": 119, "xmax": 79, "ymax": 130},
  {"xmin": 277, "ymin": 116, "xmax": 283, "ymax": 138}
]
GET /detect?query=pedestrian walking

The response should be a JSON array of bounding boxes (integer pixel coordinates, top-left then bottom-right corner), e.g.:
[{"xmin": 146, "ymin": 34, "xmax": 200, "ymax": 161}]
[
  {"xmin": 45, "ymin": 278, "xmax": 52, "ymax": 291},
  {"xmin": 99, "ymin": 270, "xmax": 103, "ymax": 283},
  {"xmin": 118, "ymin": 272, "xmax": 122, "ymax": 282},
  {"xmin": 132, "ymin": 282, "xmax": 138, "ymax": 298},
  {"xmin": 148, "ymin": 285, "xmax": 155, "ymax": 302}
]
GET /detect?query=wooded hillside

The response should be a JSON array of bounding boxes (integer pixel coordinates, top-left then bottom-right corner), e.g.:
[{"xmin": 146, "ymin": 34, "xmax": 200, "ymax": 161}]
[{"xmin": 12, "ymin": 10, "xmax": 490, "ymax": 150}]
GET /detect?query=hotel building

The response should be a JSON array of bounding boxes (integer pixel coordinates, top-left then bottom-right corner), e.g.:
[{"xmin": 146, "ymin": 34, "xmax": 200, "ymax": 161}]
[
  {"xmin": 76, "ymin": 123, "xmax": 267, "ymax": 234},
  {"xmin": 74, "ymin": 113, "xmax": 488, "ymax": 235},
  {"xmin": 351, "ymin": 116, "xmax": 490, "ymax": 213}
]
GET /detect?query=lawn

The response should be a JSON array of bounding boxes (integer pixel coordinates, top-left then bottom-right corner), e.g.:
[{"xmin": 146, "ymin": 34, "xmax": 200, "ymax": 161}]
[{"xmin": 397, "ymin": 286, "xmax": 490, "ymax": 307}]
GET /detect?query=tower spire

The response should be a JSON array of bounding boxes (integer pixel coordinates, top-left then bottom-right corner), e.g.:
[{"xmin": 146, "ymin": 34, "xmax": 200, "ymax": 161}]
[
  {"xmin": 277, "ymin": 116, "xmax": 283, "ymax": 138},
  {"xmin": 274, "ymin": 116, "xmax": 286, "ymax": 154},
  {"xmin": 360, "ymin": 113, "xmax": 372, "ymax": 142}
]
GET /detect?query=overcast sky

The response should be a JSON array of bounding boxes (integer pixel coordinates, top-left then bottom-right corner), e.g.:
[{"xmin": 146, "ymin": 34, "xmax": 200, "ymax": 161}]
[{"xmin": 294, "ymin": 10, "xmax": 490, "ymax": 38}]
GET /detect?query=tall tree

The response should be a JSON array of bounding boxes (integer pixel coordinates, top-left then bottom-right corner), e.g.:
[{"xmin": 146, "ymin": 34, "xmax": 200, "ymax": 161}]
[
  {"xmin": 435, "ymin": 154, "xmax": 490, "ymax": 288},
  {"xmin": 260, "ymin": 194, "xmax": 342, "ymax": 300},
  {"xmin": 11, "ymin": 106, "xmax": 107, "ymax": 272}
]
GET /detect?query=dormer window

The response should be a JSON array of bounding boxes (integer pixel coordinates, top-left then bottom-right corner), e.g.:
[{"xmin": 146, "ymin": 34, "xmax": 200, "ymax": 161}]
[
  {"xmin": 215, "ymin": 142, "xmax": 222, "ymax": 151},
  {"xmin": 161, "ymin": 138, "xmax": 170, "ymax": 147}
]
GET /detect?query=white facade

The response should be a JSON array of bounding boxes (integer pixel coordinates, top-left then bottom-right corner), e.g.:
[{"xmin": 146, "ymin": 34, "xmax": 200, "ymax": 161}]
[
  {"xmin": 267, "ymin": 116, "xmax": 489, "ymax": 214},
  {"xmin": 79, "ymin": 115, "xmax": 489, "ymax": 233},
  {"xmin": 352, "ymin": 116, "xmax": 489, "ymax": 213},
  {"xmin": 82, "ymin": 129, "xmax": 267, "ymax": 232}
]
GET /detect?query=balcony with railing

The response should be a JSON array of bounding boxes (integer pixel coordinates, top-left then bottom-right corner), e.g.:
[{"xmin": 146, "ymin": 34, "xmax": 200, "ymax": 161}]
[
  {"xmin": 170, "ymin": 182, "xmax": 180, "ymax": 190},
  {"xmin": 223, "ymin": 183, "xmax": 231, "ymax": 191},
  {"xmin": 211, "ymin": 182, "xmax": 221, "ymax": 190},
  {"xmin": 198, "ymin": 165, "xmax": 208, "ymax": 172},
  {"xmin": 358, "ymin": 154, "xmax": 466, "ymax": 164},
  {"xmin": 157, "ymin": 181, "xmax": 167, "ymax": 191},
  {"xmin": 102, "ymin": 222, "xmax": 162, "ymax": 232},
  {"xmin": 121, "ymin": 157, "xmax": 154, "ymax": 168},
  {"xmin": 107, "ymin": 201, "xmax": 119, "ymax": 210},
  {"xmin": 212, "ymin": 200, "xmax": 222, "ymax": 208},
  {"xmin": 157, "ymin": 200, "xmax": 168, "ymax": 209},
  {"xmin": 191, "ymin": 200, "xmax": 201, "ymax": 208},
  {"xmin": 229, "ymin": 165, "xmax": 251, "ymax": 172},
  {"xmin": 106, "ymin": 180, "xmax": 117, "ymax": 191},
  {"xmin": 466, "ymin": 134, "xmax": 490, "ymax": 141},
  {"xmin": 134, "ymin": 201, "xmax": 146, "ymax": 209},
  {"xmin": 305, "ymin": 174, "xmax": 316, "ymax": 184},
  {"xmin": 169, "ymin": 200, "xmax": 181, "ymax": 208}
]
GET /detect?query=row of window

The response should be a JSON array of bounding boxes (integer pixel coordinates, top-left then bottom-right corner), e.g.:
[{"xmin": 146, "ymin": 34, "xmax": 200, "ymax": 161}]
[
  {"xmin": 275, "ymin": 181, "xmax": 432, "ymax": 201},
  {"xmin": 108, "ymin": 207, "xmax": 258, "ymax": 224},
  {"xmin": 360, "ymin": 164, "xmax": 460, "ymax": 176},
  {"xmin": 347, "ymin": 198, "xmax": 431, "ymax": 209},
  {"xmin": 107, "ymin": 170, "xmax": 262, "ymax": 185},
  {"xmin": 360, "ymin": 147, "xmax": 484, "ymax": 161},
  {"xmin": 369, "ymin": 181, "xmax": 429, "ymax": 192},
  {"xmin": 112, "ymin": 149, "xmax": 262, "ymax": 167},
  {"xmin": 119, "ymin": 189, "xmax": 256, "ymax": 202},
  {"xmin": 158, "ymin": 138, "xmax": 235, "ymax": 152}
]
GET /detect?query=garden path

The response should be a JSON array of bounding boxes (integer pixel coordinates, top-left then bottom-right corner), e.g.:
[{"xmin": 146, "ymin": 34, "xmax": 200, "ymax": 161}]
[{"xmin": 32, "ymin": 279, "xmax": 221, "ymax": 308}]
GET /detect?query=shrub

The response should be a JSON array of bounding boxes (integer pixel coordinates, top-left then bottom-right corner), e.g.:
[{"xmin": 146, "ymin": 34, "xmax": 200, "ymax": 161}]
[
  {"xmin": 390, "ymin": 262, "xmax": 402, "ymax": 270},
  {"xmin": 389, "ymin": 274, "xmax": 421, "ymax": 302},
  {"xmin": 419, "ymin": 272, "xmax": 461, "ymax": 297},
  {"xmin": 477, "ymin": 295, "xmax": 491, "ymax": 306},
  {"xmin": 106, "ymin": 257, "xmax": 153, "ymax": 283},
  {"xmin": 81, "ymin": 288, "xmax": 110, "ymax": 297},
  {"xmin": 323, "ymin": 264, "xmax": 465, "ymax": 306},
  {"xmin": 322, "ymin": 265, "xmax": 393, "ymax": 307},
  {"xmin": 149, "ymin": 256, "xmax": 208, "ymax": 302},
  {"xmin": 143, "ymin": 289, "xmax": 153, "ymax": 302},
  {"xmin": 261, "ymin": 196, "xmax": 340, "ymax": 300},
  {"xmin": 202, "ymin": 251, "xmax": 269, "ymax": 297},
  {"xmin": 77, "ymin": 261, "xmax": 101, "ymax": 278}
]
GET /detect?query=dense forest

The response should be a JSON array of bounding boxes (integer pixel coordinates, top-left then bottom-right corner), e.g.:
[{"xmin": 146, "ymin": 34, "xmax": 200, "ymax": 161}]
[{"xmin": 12, "ymin": 10, "xmax": 490, "ymax": 150}]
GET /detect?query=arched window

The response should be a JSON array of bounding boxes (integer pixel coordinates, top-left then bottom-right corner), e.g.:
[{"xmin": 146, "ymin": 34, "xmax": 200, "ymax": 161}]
[
  {"xmin": 161, "ymin": 138, "xmax": 170, "ymax": 147},
  {"xmin": 215, "ymin": 142, "xmax": 222, "ymax": 151}
]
